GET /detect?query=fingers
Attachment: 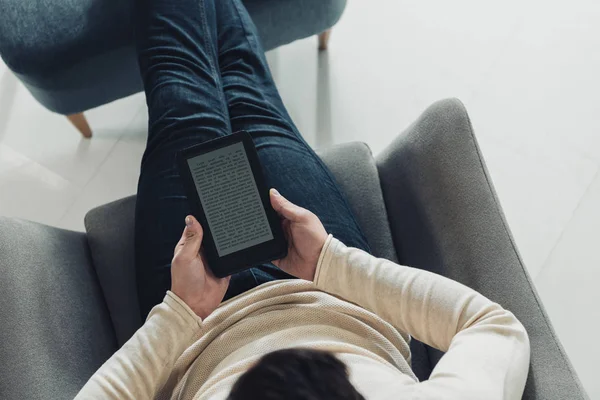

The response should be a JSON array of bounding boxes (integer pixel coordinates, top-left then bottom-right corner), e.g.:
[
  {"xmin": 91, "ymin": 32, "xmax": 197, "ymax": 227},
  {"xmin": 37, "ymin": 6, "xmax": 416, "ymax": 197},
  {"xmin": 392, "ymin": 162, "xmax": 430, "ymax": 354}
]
[
  {"xmin": 174, "ymin": 215, "xmax": 204, "ymax": 262},
  {"xmin": 270, "ymin": 189, "xmax": 308, "ymax": 223}
]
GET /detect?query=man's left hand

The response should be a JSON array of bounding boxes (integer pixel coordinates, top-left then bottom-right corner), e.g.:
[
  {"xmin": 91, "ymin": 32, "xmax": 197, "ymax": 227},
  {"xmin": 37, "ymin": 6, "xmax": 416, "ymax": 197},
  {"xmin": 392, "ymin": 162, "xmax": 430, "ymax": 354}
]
[{"xmin": 171, "ymin": 215, "xmax": 230, "ymax": 319}]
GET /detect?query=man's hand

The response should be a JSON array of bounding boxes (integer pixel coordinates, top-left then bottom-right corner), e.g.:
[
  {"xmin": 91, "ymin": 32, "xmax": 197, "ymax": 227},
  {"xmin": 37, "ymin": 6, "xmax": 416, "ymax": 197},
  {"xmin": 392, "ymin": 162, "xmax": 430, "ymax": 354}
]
[
  {"xmin": 270, "ymin": 189, "xmax": 328, "ymax": 281},
  {"xmin": 171, "ymin": 216, "xmax": 230, "ymax": 319}
]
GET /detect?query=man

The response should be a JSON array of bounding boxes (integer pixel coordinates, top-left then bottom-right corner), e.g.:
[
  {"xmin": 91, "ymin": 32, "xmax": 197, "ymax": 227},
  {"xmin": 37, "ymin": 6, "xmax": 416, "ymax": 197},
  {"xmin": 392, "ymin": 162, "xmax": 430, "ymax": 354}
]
[{"xmin": 75, "ymin": 0, "xmax": 530, "ymax": 398}]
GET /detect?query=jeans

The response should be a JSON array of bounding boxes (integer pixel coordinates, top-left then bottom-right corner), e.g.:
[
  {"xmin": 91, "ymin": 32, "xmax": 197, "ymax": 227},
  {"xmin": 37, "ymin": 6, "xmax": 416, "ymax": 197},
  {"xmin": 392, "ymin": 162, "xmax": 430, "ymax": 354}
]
[{"xmin": 134, "ymin": 0, "xmax": 370, "ymax": 317}]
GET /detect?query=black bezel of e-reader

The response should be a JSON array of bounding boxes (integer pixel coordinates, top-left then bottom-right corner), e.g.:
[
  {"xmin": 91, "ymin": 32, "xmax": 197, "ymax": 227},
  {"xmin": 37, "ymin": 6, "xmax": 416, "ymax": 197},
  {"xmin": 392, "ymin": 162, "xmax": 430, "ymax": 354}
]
[{"xmin": 177, "ymin": 131, "xmax": 287, "ymax": 278}]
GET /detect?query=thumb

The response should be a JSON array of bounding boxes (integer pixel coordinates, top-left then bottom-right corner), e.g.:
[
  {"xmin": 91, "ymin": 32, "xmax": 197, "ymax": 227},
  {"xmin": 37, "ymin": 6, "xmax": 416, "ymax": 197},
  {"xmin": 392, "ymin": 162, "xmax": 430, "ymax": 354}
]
[
  {"xmin": 177, "ymin": 215, "xmax": 204, "ymax": 260},
  {"xmin": 270, "ymin": 189, "xmax": 307, "ymax": 222}
]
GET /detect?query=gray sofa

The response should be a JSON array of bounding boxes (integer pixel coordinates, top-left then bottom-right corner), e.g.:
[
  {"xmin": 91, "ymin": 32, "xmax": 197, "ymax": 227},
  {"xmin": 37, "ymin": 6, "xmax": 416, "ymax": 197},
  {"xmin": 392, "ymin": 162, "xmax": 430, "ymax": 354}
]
[
  {"xmin": 0, "ymin": 0, "xmax": 345, "ymax": 136},
  {"xmin": 0, "ymin": 99, "xmax": 588, "ymax": 399}
]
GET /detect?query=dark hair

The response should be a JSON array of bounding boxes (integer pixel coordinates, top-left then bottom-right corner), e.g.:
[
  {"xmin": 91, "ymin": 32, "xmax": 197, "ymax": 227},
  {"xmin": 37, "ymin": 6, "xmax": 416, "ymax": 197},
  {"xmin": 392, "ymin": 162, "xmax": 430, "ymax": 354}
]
[{"xmin": 227, "ymin": 348, "xmax": 365, "ymax": 400}]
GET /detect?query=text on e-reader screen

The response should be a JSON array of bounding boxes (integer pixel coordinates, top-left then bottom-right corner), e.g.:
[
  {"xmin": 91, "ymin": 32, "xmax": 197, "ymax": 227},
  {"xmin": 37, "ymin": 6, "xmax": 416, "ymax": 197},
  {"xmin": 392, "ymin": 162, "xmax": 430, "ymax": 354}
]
[{"xmin": 187, "ymin": 142, "xmax": 273, "ymax": 257}]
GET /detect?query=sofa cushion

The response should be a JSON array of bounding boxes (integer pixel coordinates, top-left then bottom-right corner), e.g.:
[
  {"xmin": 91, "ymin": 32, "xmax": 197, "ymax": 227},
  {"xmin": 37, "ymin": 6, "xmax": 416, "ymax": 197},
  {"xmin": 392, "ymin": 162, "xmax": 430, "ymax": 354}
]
[{"xmin": 85, "ymin": 141, "xmax": 396, "ymax": 345}]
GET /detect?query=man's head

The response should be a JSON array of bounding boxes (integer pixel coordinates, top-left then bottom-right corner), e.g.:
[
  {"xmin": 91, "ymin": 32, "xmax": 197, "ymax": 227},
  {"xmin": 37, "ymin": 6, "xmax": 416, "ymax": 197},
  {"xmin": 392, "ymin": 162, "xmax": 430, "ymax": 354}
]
[{"xmin": 228, "ymin": 349, "xmax": 365, "ymax": 400}]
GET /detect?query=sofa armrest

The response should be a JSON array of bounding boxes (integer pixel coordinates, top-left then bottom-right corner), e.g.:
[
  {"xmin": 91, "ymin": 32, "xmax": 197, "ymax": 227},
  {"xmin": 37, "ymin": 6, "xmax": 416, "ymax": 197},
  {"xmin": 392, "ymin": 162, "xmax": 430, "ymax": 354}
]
[
  {"xmin": 375, "ymin": 98, "xmax": 589, "ymax": 400},
  {"xmin": 85, "ymin": 196, "xmax": 142, "ymax": 347},
  {"xmin": 0, "ymin": 218, "xmax": 117, "ymax": 400}
]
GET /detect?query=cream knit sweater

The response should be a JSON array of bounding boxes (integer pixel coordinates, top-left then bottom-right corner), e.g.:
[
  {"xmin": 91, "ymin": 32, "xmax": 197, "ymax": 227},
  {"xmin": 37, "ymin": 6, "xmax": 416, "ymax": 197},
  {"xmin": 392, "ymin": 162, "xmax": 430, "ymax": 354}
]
[{"xmin": 75, "ymin": 236, "xmax": 530, "ymax": 399}]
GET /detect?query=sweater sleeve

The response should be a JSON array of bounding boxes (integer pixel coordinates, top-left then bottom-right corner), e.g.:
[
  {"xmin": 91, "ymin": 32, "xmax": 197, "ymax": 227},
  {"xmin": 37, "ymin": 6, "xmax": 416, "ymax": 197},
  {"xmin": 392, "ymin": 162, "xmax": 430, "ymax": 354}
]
[
  {"xmin": 74, "ymin": 291, "xmax": 201, "ymax": 400},
  {"xmin": 314, "ymin": 236, "xmax": 530, "ymax": 400}
]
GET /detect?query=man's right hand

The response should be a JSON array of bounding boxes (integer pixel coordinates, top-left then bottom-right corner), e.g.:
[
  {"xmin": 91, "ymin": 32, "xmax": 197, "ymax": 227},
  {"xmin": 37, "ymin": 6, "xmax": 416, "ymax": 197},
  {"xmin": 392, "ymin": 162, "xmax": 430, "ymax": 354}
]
[{"xmin": 270, "ymin": 189, "xmax": 328, "ymax": 281}]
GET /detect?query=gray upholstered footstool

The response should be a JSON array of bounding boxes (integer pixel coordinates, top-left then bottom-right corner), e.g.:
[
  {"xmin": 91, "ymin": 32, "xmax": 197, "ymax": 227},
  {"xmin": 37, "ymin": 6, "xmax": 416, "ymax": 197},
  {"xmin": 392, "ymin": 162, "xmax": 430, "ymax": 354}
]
[{"xmin": 0, "ymin": 0, "xmax": 346, "ymax": 137}]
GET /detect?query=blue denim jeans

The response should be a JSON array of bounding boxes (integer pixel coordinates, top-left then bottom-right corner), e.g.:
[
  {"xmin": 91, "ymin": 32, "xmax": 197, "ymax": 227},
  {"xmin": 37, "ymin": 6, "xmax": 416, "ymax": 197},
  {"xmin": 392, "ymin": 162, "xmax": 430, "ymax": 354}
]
[{"xmin": 134, "ymin": 0, "xmax": 370, "ymax": 317}]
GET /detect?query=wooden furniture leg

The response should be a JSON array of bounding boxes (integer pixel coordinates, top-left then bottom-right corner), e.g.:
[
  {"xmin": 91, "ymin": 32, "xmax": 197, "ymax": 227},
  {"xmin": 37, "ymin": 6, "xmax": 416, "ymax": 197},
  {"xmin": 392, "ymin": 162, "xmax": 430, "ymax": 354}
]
[
  {"xmin": 67, "ymin": 113, "xmax": 92, "ymax": 138},
  {"xmin": 318, "ymin": 29, "xmax": 332, "ymax": 51}
]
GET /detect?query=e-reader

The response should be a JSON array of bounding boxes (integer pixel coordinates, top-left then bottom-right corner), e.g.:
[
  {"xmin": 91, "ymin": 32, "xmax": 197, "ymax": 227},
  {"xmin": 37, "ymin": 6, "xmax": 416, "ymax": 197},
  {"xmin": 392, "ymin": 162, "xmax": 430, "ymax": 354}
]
[{"xmin": 177, "ymin": 131, "xmax": 287, "ymax": 278}]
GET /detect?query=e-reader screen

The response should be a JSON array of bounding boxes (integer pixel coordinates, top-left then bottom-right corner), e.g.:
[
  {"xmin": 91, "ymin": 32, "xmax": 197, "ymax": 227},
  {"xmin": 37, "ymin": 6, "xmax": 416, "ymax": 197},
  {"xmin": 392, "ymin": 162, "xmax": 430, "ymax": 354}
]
[{"xmin": 186, "ymin": 141, "xmax": 274, "ymax": 257}]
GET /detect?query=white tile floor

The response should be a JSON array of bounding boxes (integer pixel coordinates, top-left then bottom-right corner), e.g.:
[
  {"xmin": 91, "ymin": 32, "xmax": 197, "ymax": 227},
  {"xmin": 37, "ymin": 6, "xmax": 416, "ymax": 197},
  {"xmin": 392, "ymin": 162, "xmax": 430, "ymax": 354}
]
[{"xmin": 1, "ymin": 0, "xmax": 598, "ymax": 397}]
